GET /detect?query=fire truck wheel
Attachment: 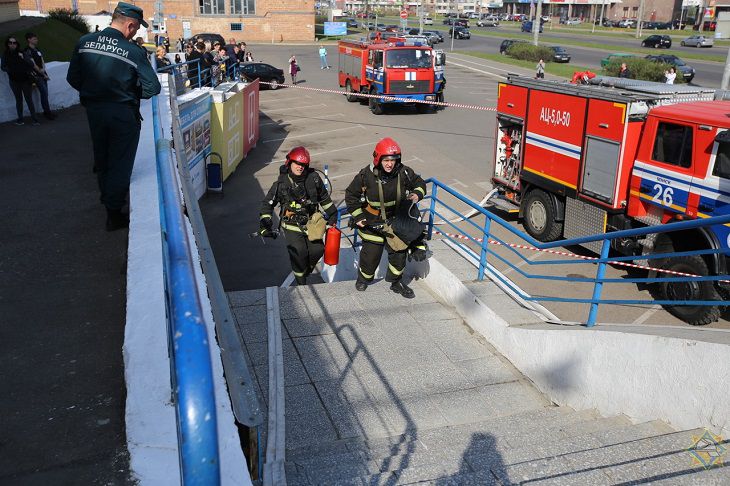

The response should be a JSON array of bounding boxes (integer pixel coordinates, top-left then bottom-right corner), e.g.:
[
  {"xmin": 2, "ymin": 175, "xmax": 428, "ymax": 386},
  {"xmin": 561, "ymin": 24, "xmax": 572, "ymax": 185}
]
[
  {"xmin": 369, "ymin": 91, "xmax": 384, "ymax": 115},
  {"xmin": 345, "ymin": 81, "xmax": 358, "ymax": 102},
  {"xmin": 523, "ymin": 189, "xmax": 563, "ymax": 242},
  {"xmin": 656, "ymin": 255, "xmax": 721, "ymax": 326},
  {"xmin": 416, "ymin": 103, "xmax": 432, "ymax": 114}
]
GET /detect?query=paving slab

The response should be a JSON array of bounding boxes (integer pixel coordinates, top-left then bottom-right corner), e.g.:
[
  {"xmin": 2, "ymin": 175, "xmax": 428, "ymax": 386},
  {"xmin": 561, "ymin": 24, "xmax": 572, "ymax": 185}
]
[{"xmin": 285, "ymin": 383, "xmax": 339, "ymax": 449}]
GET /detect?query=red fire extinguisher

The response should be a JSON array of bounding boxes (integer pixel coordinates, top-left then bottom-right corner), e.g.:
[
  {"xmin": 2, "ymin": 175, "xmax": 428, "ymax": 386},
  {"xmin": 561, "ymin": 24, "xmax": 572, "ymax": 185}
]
[{"xmin": 323, "ymin": 226, "xmax": 341, "ymax": 266}]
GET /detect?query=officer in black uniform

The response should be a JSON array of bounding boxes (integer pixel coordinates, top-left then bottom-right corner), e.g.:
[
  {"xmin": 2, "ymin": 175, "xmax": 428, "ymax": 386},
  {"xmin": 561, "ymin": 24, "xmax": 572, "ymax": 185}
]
[
  {"xmin": 345, "ymin": 137, "xmax": 427, "ymax": 298},
  {"xmin": 260, "ymin": 147, "xmax": 338, "ymax": 285},
  {"xmin": 67, "ymin": 2, "xmax": 161, "ymax": 231}
]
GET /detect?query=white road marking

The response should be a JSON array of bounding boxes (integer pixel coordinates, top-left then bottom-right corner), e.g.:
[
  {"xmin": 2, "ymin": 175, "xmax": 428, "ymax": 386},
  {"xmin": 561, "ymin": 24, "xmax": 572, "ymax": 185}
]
[
  {"xmin": 259, "ymin": 113, "xmax": 345, "ymax": 127},
  {"xmin": 446, "ymin": 59, "xmax": 507, "ymax": 80},
  {"xmin": 329, "ymin": 157, "xmax": 419, "ymax": 181},
  {"xmin": 631, "ymin": 305, "xmax": 662, "ymax": 325},
  {"xmin": 263, "ymin": 103, "xmax": 327, "ymax": 113},
  {"xmin": 265, "ymin": 141, "xmax": 379, "ymax": 165},
  {"xmin": 451, "ymin": 179, "xmax": 468, "ymax": 188},
  {"xmin": 448, "ymin": 54, "xmax": 518, "ymax": 74},
  {"xmin": 469, "ymin": 92, "xmax": 497, "ymax": 96},
  {"xmin": 263, "ymin": 125, "xmax": 362, "ymax": 143}
]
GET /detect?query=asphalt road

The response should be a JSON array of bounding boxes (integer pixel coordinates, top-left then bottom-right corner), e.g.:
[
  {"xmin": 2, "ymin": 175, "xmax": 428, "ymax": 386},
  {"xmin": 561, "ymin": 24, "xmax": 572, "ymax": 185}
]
[{"xmin": 201, "ymin": 43, "xmax": 728, "ymax": 329}]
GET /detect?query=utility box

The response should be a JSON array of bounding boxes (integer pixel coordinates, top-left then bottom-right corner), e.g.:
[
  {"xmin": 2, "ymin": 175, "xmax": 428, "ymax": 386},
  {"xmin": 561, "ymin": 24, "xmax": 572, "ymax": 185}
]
[
  {"xmin": 210, "ymin": 82, "xmax": 244, "ymax": 181},
  {"xmin": 716, "ymin": 11, "xmax": 730, "ymax": 39}
]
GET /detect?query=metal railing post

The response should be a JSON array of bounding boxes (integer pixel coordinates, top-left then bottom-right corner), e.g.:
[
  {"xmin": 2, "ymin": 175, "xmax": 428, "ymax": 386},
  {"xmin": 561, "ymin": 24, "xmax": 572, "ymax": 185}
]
[
  {"xmin": 477, "ymin": 215, "xmax": 492, "ymax": 281},
  {"xmin": 427, "ymin": 183, "xmax": 438, "ymax": 240},
  {"xmin": 197, "ymin": 58, "xmax": 202, "ymax": 88},
  {"xmin": 587, "ymin": 238, "xmax": 611, "ymax": 327}
]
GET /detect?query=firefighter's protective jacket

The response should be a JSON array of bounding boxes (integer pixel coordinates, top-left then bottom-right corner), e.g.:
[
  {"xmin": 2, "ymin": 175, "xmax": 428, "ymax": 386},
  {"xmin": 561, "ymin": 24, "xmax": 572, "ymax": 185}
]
[
  {"xmin": 260, "ymin": 168, "xmax": 337, "ymax": 233},
  {"xmin": 345, "ymin": 163, "xmax": 426, "ymax": 226}
]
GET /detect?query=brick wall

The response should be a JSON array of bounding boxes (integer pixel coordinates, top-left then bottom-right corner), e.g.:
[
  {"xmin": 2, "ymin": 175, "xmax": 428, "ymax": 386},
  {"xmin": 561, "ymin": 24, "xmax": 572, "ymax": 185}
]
[
  {"xmin": 0, "ymin": 0, "xmax": 20, "ymax": 22},
  {"xmin": 19, "ymin": 0, "xmax": 315, "ymax": 41}
]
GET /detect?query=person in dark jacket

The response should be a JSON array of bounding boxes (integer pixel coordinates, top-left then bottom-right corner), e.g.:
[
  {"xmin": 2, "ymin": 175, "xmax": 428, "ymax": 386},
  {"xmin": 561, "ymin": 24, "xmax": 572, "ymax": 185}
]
[
  {"xmin": 345, "ymin": 137, "xmax": 427, "ymax": 298},
  {"xmin": 185, "ymin": 43, "xmax": 201, "ymax": 87},
  {"xmin": 1, "ymin": 35, "xmax": 39, "ymax": 125},
  {"xmin": 618, "ymin": 62, "xmax": 633, "ymax": 79},
  {"xmin": 23, "ymin": 32, "xmax": 55, "ymax": 119},
  {"xmin": 67, "ymin": 2, "xmax": 161, "ymax": 231},
  {"xmin": 260, "ymin": 146, "xmax": 338, "ymax": 285}
]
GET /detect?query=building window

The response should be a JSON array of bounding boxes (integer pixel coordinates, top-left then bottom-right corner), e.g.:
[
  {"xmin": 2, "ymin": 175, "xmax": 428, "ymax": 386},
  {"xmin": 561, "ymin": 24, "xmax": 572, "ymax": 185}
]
[
  {"xmin": 200, "ymin": 0, "xmax": 225, "ymax": 15},
  {"xmin": 231, "ymin": 0, "xmax": 255, "ymax": 14},
  {"xmin": 230, "ymin": 22, "xmax": 242, "ymax": 31}
]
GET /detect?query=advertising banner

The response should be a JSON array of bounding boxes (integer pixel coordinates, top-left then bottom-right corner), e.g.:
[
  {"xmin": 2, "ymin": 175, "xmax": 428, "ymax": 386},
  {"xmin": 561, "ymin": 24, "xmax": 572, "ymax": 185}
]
[
  {"xmin": 242, "ymin": 79, "xmax": 260, "ymax": 158},
  {"xmin": 178, "ymin": 92, "xmax": 212, "ymax": 199},
  {"xmin": 324, "ymin": 22, "xmax": 347, "ymax": 36}
]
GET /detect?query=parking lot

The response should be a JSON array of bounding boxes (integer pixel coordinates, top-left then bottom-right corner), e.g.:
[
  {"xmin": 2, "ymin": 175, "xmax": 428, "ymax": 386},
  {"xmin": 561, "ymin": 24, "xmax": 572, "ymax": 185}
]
[{"xmin": 200, "ymin": 44, "xmax": 729, "ymax": 329}]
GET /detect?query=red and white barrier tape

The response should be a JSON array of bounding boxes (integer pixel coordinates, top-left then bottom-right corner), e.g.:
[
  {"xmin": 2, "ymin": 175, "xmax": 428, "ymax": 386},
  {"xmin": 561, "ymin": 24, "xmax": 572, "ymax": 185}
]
[
  {"xmin": 433, "ymin": 230, "xmax": 721, "ymax": 280},
  {"xmin": 257, "ymin": 80, "xmax": 496, "ymax": 111}
]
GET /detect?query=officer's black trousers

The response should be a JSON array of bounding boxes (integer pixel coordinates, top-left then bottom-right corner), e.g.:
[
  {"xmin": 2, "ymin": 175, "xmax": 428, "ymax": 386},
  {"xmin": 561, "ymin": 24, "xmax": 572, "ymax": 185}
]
[
  {"xmin": 85, "ymin": 102, "xmax": 141, "ymax": 211},
  {"xmin": 358, "ymin": 235, "xmax": 407, "ymax": 283},
  {"xmin": 284, "ymin": 228, "xmax": 324, "ymax": 279}
]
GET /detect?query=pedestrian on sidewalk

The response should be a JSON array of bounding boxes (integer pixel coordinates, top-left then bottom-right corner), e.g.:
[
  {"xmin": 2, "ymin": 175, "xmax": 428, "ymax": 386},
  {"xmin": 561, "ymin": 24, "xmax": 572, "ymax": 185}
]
[
  {"xmin": 67, "ymin": 2, "xmax": 161, "ymax": 231},
  {"xmin": 318, "ymin": 45, "xmax": 330, "ymax": 69},
  {"xmin": 1, "ymin": 35, "xmax": 39, "ymax": 125},
  {"xmin": 664, "ymin": 67, "xmax": 676, "ymax": 84},
  {"xmin": 535, "ymin": 58, "xmax": 545, "ymax": 79},
  {"xmin": 289, "ymin": 54, "xmax": 299, "ymax": 84}
]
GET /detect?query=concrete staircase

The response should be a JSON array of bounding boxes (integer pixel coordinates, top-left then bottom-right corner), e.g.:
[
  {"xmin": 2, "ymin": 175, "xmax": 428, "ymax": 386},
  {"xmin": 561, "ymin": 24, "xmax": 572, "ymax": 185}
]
[{"xmin": 228, "ymin": 280, "xmax": 728, "ymax": 485}]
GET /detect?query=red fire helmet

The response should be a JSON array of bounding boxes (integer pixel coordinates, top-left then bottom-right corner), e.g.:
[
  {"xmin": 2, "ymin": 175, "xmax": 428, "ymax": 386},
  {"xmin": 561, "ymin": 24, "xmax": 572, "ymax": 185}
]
[
  {"xmin": 286, "ymin": 146, "xmax": 310, "ymax": 166},
  {"xmin": 372, "ymin": 137, "xmax": 401, "ymax": 167}
]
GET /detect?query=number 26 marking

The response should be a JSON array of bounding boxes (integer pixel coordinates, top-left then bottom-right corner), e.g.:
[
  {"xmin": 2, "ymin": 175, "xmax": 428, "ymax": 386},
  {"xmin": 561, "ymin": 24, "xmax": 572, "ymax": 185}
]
[{"xmin": 651, "ymin": 183, "xmax": 674, "ymax": 207}]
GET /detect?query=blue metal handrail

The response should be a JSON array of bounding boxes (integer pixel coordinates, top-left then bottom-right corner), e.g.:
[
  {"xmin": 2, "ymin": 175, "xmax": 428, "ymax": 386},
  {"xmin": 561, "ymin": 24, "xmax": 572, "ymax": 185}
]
[
  {"xmin": 158, "ymin": 58, "xmax": 243, "ymax": 92},
  {"xmin": 151, "ymin": 89, "xmax": 221, "ymax": 483},
  {"xmin": 421, "ymin": 178, "xmax": 730, "ymax": 326}
]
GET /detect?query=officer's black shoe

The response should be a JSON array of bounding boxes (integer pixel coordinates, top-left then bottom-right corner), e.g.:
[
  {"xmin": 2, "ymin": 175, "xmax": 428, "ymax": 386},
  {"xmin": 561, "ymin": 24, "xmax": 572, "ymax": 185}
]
[
  {"xmin": 44, "ymin": 111, "xmax": 56, "ymax": 120},
  {"xmin": 355, "ymin": 280, "xmax": 368, "ymax": 292},
  {"xmin": 295, "ymin": 275, "xmax": 307, "ymax": 286},
  {"xmin": 390, "ymin": 281, "xmax": 415, "ymax": 299},
  {"xmin": 106, "ymin": 209, "xmax": 129, "ymax": 232}
]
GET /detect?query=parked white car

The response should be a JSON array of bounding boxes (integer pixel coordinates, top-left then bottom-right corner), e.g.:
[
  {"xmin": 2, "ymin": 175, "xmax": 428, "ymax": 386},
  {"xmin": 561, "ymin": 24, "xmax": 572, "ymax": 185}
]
[
  {"xmin": 563, "ymin": 18, "xmax": 582, "ymax": 25},
  {"xmin": 477, "ymin": 16, "xmax": 499, "ymax": 27},
  {"xmin": 681, "ymin": 35, "xmax": 714, "ymax": 48},
  {"xmin": 423, "ymin": 17, "xmax": 434, "ymax": 25}
]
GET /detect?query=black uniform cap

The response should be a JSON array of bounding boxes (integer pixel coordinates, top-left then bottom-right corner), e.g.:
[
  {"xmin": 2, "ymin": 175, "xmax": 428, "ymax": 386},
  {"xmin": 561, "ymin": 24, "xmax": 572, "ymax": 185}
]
[{"xmin": 114, "ymin": 2, "xmax": 149, "ymax": 28}]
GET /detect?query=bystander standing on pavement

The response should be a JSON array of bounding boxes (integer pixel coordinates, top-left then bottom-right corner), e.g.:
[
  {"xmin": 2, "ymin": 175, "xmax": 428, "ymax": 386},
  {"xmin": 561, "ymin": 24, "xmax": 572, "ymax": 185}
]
[
  {"xmin": 175, "ymin": 37, "xmax": 183, "ymax": 52},
  {"xmin": 155, "ymin": 45, "xmax": 171, "ymax": 70},
  {"xmin": 535, "ymin": 58, "xmax": 545, "ymax": 79},
  {"xmin": 163, "ymin": 36, "xmax": 170, "ymax": 52},
  {"xmin": 2, "ymin": 35, "xmax": 39, "ymax": 125},
  {"xmin": 619, "ymin": 62, "xmax": 633, "ymax": 79},
  {"xmin": 289, "ymin": 54, "xmax": 299, "ymax": 84},
  {"xmin": 185, "ymin": 43, "xmax": 201, "ymax": 87},
  {"xmin": 23, "ymin": 32, "xmax": 56, "ymax": 119},
  {"xmin": 318, "ymin": 44, "xmax": 330, "ymax": 69},
  {"xmin": 665, "ymin": 67, "xmax": 676, "ymax": 84},
  {"xmin": 67, "ymin": 2, "xmax": 161, "ymax": 231}
]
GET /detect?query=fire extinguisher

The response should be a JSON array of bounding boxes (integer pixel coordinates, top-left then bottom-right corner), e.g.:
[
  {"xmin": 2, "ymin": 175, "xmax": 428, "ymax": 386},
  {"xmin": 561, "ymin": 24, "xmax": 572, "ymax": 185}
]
[{"xmin": 323, "ymin": 226, "xmax": 341, "ymax": 266}]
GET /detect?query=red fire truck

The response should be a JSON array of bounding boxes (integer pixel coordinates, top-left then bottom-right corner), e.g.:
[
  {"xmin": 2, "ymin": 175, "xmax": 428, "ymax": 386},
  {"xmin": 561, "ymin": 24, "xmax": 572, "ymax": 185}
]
[
  {"xmin": 337, "ymin": 38, "xmax": 445, "ymax": 114},
  {"xmin": 491, "ymin": 75, "xmax": 730, "ymax": 324}
]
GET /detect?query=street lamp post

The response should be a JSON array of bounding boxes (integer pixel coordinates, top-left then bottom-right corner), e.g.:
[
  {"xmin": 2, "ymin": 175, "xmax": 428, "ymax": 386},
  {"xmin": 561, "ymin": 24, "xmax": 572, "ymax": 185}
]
[{"xmin": 533, "ymin": 0, "xmax": 542, "ymax": 46}]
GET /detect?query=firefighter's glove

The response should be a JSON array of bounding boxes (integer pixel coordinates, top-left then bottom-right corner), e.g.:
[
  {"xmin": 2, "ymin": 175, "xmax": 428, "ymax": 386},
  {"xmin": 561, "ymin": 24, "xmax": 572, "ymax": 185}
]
[
  {"xmin": 327, "ymin": 213, "xmax": 338, "ymax": 227},
  {"xmin": 259, "ymin": 218, "xmax": 276, "ymax": 238},
  {"xmin": 409, "ymin": 243, "xmax": 429, "ymax": 262}
]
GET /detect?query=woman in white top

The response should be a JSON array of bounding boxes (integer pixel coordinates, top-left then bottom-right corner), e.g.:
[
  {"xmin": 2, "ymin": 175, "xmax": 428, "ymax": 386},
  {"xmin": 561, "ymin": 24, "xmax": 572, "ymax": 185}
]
[{"xmin": 665, "ymin": 67, "xmax": 676, "ymax": 85}]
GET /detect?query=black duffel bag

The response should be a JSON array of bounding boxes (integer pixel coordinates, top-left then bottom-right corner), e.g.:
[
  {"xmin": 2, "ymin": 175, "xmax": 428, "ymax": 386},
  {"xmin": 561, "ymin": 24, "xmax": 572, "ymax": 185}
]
[{"xmin": 387, "ymin": 202, "xmax": 425, "ymax": 248}]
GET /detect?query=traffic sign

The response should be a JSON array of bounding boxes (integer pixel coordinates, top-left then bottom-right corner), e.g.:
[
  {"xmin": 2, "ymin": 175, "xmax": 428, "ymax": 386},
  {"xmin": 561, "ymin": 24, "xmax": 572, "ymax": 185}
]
[{"xmin": 400, "ymin": 10, "xmax": 408, "ymax": 19}]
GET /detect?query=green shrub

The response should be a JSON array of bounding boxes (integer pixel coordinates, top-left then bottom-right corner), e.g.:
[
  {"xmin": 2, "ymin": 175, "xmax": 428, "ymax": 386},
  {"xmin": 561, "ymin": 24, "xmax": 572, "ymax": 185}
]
[
  {"xmin": 602, "ymin": 58, "xmax": 684, "ymax": 83},
  {"xmin": 47, "ymin": 8, "xmax": 90, "ymax": 34},
  {"xmin": 507, "ymin": 43, "xmax": 554, "ymax": 63}
]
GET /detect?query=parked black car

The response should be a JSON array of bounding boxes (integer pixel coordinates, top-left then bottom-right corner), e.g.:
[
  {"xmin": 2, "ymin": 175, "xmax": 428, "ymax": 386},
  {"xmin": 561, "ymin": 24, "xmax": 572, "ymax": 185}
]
[
  {"xmin": 187, "ymin": 33, "xmax": 226, "ymax": 46},
  {"xmin": 499, "ymin": 39, "xmax": 526, "ymax": 54},
  {"xmin": 645, "ymin": 54, "xmax": 696, "ymax": 82},
  {"xmin": 346, "ymin": 19, "xmax": 359, "ymax": 28},
  {"xmin": 641, "ymin": 34, "xmax": 672, "ymax": 48},
  {"xmin": 549, "ymin": 46, "xmax": 571, "ymax": 63},
  {"xmin": 240, "ymin": 62, "xmax": 285, "ymax": 89},
  {"xmin": 449, "ymin": 26, "xmax": 471, "ymax": 39}
]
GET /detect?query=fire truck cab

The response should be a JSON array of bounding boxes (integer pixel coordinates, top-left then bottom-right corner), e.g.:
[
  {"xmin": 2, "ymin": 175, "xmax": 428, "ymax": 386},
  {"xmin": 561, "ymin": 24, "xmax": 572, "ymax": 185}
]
[
  {"xmin": 492, "ymin": 76, "xmax": 730, "ymax": 324},
  {"xmin": 338, "ymin": 38, "xmax": 445, "ymax": 114}
]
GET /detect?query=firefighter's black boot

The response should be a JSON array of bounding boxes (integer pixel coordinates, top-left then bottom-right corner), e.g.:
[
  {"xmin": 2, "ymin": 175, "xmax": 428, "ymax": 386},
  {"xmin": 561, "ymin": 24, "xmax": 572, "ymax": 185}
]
[
  {"xmin": 390, "ymin": 281, "xmax": 414, "ymax": 299},
  {"xmin": 355, "ymin": 278, "xmax": 368, "ymax": 292},
  {"xmin": 295, "ymin": 275, "xmax": 307, "ymax": 286}
]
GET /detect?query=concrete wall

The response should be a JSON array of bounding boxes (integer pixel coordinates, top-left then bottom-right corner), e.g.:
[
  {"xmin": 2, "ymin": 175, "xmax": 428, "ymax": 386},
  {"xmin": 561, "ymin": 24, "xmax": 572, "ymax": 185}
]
[
  {"xmin": 0, "ymin": 62, "xmax": 79, "ymax": 123},
  {"xmin": 0, "ymin": 0, "xmax": 20, "ymax": 22},
  {"xmin": 420, "ymin": 250, "xmax": 730, "ymax": 438}
]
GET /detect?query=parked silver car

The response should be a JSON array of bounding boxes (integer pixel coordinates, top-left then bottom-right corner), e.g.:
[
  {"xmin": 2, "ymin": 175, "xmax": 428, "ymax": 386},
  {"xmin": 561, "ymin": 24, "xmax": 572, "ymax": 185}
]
[{"xmin": 681, "ymin": 35, "xmax": 714, "ymax": 48}]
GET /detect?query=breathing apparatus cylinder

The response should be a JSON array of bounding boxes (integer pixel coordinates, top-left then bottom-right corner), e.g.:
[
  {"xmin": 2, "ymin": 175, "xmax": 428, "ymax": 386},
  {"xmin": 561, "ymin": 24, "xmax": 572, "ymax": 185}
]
[{"xmin": 324, "ymin": 226, "xmax": 342, "ymax": 266}]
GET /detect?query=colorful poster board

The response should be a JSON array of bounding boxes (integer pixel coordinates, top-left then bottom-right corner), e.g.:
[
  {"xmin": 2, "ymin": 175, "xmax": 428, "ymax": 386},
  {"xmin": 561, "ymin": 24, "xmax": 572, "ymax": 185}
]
[
  {"xmin": 178, "ymin": 92, "xmax": 212, "ymax": 199},
  {"xmin": 242, "ymin": 79, "xmax": 260, "ymax": 158}
]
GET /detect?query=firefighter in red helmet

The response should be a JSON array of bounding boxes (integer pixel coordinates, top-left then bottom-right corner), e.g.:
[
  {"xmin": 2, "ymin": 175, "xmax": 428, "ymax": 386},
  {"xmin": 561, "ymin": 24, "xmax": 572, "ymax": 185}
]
[
  {"xmin": 260, "ymin": 146, "xmax": 338, "ymax": 285},
  {"xmin": 345, "ymin": 137, "xmax": 427, "ymax": 298}
]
